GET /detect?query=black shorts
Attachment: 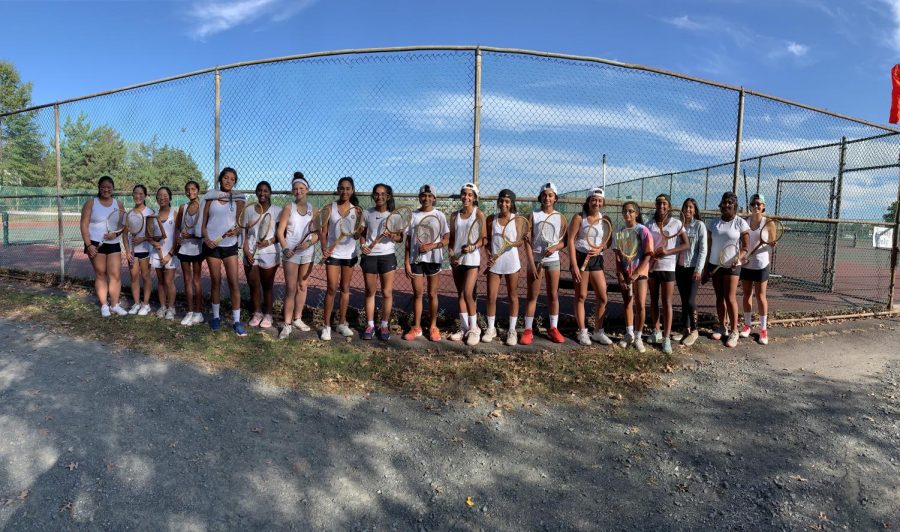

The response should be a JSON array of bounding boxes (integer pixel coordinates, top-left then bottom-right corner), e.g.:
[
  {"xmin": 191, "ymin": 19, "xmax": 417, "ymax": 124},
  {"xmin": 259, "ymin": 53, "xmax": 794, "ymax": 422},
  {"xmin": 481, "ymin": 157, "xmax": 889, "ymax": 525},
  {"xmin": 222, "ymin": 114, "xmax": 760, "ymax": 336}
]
[
  {"xmin": 452, "ymin": 264, "xmax": 479, "ymax": 272},
  {"xmin": 649, "ymin": 270, "xmax": 676, "ymax": 283},
  {"xmin": 324, "ymin": 256, "xmax": 358, "ymax": 268},
  {"xmin": 204, "ymin": 244, "xmax": 239, "ymax": 260},
  {"xmin": 177, "ymin": 252, "xmax": 204, "ymax": 264},
  {"xmin": 711, "ymin": 264, "xmax": 740, "ymax": 277},
  {"xmin": 740, "ymin": 266, "xmax": 770, "ymax": 282},
  {"xmin": 575, "ymin": 250, "xmax": 604, "ymax": 272},
  {"xmin": 360, "ymin": 254, "xmax": 397, "ymax": 275},
  {"xmin": 410, "ymin": 261, "xmax": 441, "ymax": 276},
  {"xmin": 133, "ymin": 251, "xmax": 149, "ymax": 260},
  {"xmin": 85, "ymin": 241, "xmax": 121, "ymax": 255}
]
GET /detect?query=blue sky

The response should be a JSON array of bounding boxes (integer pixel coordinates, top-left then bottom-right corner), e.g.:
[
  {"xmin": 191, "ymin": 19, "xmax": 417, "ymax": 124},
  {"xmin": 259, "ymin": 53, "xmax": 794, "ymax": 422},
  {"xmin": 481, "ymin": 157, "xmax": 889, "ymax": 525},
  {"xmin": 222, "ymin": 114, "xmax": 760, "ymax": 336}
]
[{"xmin": 2, "ymin": 0, "xmax": 900, "ymax": 218}]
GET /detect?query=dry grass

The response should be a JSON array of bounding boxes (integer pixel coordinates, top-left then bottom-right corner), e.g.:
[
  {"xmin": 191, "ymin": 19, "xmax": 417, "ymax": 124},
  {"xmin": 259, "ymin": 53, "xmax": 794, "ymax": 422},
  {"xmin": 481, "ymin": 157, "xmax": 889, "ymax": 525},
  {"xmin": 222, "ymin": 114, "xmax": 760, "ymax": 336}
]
[{"xmin": 0, "ymin": 281, "xmax": 680, "ymax": 402}]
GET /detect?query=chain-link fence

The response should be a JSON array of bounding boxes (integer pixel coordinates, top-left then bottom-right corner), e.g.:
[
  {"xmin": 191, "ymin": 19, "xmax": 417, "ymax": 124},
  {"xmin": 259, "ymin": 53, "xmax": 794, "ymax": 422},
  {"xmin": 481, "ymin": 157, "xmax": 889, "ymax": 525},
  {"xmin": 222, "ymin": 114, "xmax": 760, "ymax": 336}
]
[{"xmin": 1, "ymin": 46, "xmax": 899, "ymax": 325}]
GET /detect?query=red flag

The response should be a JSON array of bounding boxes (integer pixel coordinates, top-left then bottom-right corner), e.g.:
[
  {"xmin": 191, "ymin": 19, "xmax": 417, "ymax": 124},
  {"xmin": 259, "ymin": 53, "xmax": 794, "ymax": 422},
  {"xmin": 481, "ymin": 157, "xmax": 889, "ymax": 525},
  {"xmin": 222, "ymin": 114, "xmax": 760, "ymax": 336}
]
[{"xmin": 890, "ymin": 64, "xmax": 900, "ymax": 124}]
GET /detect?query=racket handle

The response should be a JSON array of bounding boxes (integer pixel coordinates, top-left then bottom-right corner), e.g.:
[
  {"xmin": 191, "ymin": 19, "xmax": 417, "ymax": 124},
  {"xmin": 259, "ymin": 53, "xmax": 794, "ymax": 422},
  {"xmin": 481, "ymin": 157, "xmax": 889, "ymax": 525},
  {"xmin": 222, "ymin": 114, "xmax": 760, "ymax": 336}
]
[{"xmin": 580, "ymin": 252, "xmax": 591, "ymax": 272}]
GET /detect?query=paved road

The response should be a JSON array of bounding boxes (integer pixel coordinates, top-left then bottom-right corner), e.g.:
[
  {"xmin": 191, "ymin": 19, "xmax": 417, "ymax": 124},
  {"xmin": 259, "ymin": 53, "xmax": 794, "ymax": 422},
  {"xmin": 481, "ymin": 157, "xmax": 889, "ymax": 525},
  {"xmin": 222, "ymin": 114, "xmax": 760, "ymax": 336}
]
[{"xmin": 1, "ymin": 316, "xmax": 898, "ymax": 530}]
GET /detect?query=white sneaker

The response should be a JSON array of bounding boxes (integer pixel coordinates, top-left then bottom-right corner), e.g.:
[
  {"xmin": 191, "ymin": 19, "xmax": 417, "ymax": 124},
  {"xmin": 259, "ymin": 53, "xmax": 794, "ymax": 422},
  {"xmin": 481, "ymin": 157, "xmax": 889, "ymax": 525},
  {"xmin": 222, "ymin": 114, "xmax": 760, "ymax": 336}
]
[
  {"xmin": 634, "ymin": 336, "xmax": 647, "ymax": 353},
  {"xmin": 481, "ymin": 327, "xmax": 497, "ymax": 343},
  {"xmin": 279, "ymin": 325, "xmax": 292, "ymax": 340},
  {"xmin": 292, "ymin": 318, "xmax": 311, "ymax": 332},
  {"xmin": 138, "ymin": 303, "xmax": 151, "ymax": 316},
  {"xmin": 336, "ymin": 322, "xmax": 354, "ymax": 337},
  {"xmin": 192, "ymin": 312, "xmax": 204, "ymax": 324},
  {"xmin": 449, "ymin": 329, "xmax": 466, "ymax": 342},
  {"xmin": 618, "ymin": 332, "xmax": 635, "ymax": 349},
  {"xmin": 591, "ymin": 330, "xmax": 612, "ymax": 345},
  {"xmin": 181, "ymin": 312, "xmax": 195, "ymax": 326},
  {"xmin": 505, "ymin": 329, "xmax": 518, "ymax": 346},
  {"xmin": 320, "ymin": 326, "xmax": 332, "ymax": 340},
  {"xmin": 165, "ymin": 308, "xmax": 176, "ymax": 321},
  {"xmin": 726, "ymin": 331, "xmax": 739, "ymax": 348},
  {"xmin": 465, "ymin": 327, "xmax": 481, "ymax": 346},
  {"xmin": 577, "ymin": 329, "xmax": 592, "ymax": 346},
  {"xmin": 128, "ymin": 304, "xmax": 140, "ymax": 315},
  {"xmin": 111, "ymin": 304, "xmax": 128, "ymax": 316},
  {"xmin": 156, "ymin": 306, "xmax": 167, "ymax": 318},
  {"xmin": 100, "ymin": 305, "xmax": 111, "ymax": 318},
  {"xmin": 647, "ymin": 329, "xmax": 663, "ymax": 344}
]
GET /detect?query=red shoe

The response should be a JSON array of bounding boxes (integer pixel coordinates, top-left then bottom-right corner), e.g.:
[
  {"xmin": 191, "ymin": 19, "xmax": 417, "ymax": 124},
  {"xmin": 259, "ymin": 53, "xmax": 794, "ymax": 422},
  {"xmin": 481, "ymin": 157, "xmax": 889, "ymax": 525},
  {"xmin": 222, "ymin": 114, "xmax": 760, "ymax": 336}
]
[
  {"xmin": 403, "ymin": 327, "xmax": 422, "ymax": 341},
  {"xmin": 759, "ymin": 329, "xmax": 768, "ymax": 345},
  {"xmin": 428, "ymin": 326, "xmax": 442, "ymax": 342},
  {"xmin": 547, "ymin": 327, "xmax": 565, "ymax": 344},
  {"xmin": 520, "ymin": 328, "xmax": 533, "ymax": 345}
]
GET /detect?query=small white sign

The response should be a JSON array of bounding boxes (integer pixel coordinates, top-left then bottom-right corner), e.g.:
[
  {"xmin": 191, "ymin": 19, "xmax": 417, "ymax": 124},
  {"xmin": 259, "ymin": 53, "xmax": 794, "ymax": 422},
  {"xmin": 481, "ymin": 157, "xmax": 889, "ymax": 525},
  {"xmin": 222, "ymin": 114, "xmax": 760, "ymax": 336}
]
[{"xmin": 873, "ymin": 226, "xmax": 895, "ymax": 249}]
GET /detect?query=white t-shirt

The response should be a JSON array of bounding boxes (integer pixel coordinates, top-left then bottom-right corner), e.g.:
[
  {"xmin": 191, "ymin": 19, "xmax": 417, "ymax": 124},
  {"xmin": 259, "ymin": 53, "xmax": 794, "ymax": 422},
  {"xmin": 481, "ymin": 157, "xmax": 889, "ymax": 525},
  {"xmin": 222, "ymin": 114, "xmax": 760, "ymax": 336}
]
[
  {"xmin": 709, "ymin": 216, "xmax": 750, "ymax": 267},
  {"xmin": 362, "ymin": 208, "xmax": 396, "ymax": 257},
  {"xmin": 648, "ymin": 217, "xmax": 684, "ymax": 273},
  {"xmin": 451, "ymin": 209, "xmax": 482, "ymax": 267},
  {"xmin": 129, "ymin": 205, "xmax": 154, "ymax": 254},
  {"xmin": 205, "ymin": 195, "xmax": 242, "ymax": 248},
  {"xmin": 324, "ymin": 202, "xmax": 361, "ymax": 260},
  {"xmin": 488, "ymin": 214, "xmax": 522, "ymax": 275},
  {"xmin": 744, "ymin": 216, "xmax": 771, "ymax": 270},
  {"xmin": 408, "ymin": 209, "xmax": 449, "ymax": 264}
]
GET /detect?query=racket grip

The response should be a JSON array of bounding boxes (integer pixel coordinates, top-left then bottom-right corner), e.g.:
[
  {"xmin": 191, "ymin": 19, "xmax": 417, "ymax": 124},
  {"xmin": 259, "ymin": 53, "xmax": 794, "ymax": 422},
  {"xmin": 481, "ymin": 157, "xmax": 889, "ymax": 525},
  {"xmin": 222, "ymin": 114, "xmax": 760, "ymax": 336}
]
[{"xmin": 580, "ymin": 253, "xmax": 591, "ymax": 272}]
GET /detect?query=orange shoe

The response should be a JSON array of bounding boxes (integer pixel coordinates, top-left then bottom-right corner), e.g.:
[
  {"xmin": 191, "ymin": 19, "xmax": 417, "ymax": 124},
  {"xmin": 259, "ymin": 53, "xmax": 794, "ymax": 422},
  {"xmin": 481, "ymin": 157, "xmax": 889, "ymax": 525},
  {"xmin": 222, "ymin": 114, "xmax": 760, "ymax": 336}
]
[
  {"xmin": 520, "ymin": 328, "xmax": 533, "ymax": 345},
  {"xmin": 547, "ymin": 327, "xmax": 565, "ymax": 344},
  {"xmin": 403, "ymin": 327, "xmax": 422, "ymax": 341},
  {"xmin": 428, "ymin": 326, "xmax": 442, "ymax": 342}
]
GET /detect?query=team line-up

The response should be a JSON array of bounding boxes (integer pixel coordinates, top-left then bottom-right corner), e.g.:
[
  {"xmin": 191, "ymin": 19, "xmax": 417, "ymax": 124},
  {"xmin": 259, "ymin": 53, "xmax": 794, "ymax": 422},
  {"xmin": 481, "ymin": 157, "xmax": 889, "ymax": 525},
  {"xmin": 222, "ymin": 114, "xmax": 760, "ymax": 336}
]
[{"xmin": 80, "ymin": 168, "xmax": 782, "ymax": 354}]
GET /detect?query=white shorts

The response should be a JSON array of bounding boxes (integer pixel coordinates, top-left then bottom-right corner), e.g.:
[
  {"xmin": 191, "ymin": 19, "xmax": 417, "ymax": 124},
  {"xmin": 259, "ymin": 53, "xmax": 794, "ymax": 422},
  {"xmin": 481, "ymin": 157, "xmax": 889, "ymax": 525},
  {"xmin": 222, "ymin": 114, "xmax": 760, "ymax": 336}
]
[
  {"xmin": 284, "ymin": 250, "xmax": 315, "ymax": 265},
  {"xmin": 250, "ymin": 252, "xmax": 280, "ymax": 269},
  {"xmin": 151, "ymin": 253, "xmax": 180, "ymax": 270}
]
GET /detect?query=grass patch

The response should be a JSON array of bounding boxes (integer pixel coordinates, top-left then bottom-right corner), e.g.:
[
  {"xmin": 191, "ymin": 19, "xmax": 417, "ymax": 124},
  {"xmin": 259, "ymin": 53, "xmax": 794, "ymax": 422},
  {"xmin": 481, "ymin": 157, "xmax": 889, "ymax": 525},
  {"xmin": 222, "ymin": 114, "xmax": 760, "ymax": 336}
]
[{"xmin": 0, "ymin": 281, "xmax": 684, "ymax": 402}]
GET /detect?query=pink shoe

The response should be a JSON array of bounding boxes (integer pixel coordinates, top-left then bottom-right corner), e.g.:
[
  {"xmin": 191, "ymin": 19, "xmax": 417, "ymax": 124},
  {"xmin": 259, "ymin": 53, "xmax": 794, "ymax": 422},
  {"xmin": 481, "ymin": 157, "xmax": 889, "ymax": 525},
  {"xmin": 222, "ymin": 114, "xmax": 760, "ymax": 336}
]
[
  {"xmin": 739, "ymin": 324, "xmax": 752, "ymax": 338},
  {"xmin": 260, "ymin": 314, "xmax": 273, "ymax": 329},
  {"xmin": 759, "ymin": 329, "xmax": 769, "ymax": 345},
  {"xmin": 249, "ymin": 312, "xmax": 263, "ymax": 327}
]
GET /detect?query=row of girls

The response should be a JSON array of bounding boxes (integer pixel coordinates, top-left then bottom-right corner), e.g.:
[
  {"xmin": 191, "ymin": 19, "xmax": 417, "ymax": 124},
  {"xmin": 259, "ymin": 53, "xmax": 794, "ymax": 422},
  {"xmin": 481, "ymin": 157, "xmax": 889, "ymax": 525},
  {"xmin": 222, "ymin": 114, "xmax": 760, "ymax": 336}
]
[{"xmin": 81, "ymin": 171, "xmax": 773, "ymax": 349}]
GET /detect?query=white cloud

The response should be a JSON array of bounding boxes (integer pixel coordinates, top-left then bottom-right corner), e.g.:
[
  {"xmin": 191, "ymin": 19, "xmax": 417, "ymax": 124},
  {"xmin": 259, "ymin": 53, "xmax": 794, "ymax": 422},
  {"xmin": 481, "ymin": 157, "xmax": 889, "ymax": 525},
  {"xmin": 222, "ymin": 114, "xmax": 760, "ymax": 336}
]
[
  {"xmin": 785, "ymin": 41, "xmax": 810, "ymax": 57},
  {"xmin": 187, "ymin": 0, "xmax": 316, "ymax": 40},
  {"xmin": 664, "ymin": 15, "xmax": 705, "ymax": 30}
]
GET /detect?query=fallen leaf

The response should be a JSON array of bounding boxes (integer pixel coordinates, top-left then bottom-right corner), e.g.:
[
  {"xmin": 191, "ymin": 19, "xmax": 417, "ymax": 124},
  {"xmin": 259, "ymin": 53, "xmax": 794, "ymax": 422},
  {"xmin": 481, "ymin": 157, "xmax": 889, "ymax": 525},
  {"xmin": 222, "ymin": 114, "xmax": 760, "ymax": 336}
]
[
  {"xmin": 790, "ymin": 474, "xmax": 809, "ymax": 482},
  {"xmin": 16, "ymin": 489, "xmax": 29, "ymax": 500},
  {"xmin": 65, "ymin": 462, "xmax": 78, "ymax": 471},
  {"xmin": 488, "ymin": 409, "xmax": 502, "ymax": 418},
  {"xmin": 251, "ymin": 427, "xmax": 263, "ymax": 434},
  {"xmin": 465, "ymin": 496, "xmax": 475, "ymax": 507}
]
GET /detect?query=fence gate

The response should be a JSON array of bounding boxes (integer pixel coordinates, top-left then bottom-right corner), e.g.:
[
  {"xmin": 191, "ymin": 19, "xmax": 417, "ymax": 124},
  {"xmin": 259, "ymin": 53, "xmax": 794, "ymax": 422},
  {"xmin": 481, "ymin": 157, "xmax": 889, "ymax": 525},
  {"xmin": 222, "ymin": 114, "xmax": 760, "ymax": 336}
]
[{"xmin": 774, "ymin": 179, "xmax": 837, "ymax": 291}]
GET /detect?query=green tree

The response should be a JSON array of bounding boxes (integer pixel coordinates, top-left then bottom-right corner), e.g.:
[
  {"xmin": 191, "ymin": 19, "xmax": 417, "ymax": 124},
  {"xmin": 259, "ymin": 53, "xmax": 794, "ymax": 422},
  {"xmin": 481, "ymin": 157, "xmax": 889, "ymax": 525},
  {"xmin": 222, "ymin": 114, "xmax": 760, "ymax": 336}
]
[
  {"xmin": 126, "ymin": 136, "xmax": 202, "ymax": 192},
  {"xmin": 886, "ymin": 200, "xmax": 898, "ymax": 223},
  {"xmin": 0, "ymin": 60, "xmax": 51, "ymax": 186},
  {"xmin": 59, "ymin": 113, "xmax": 127, "ymax": 189}
]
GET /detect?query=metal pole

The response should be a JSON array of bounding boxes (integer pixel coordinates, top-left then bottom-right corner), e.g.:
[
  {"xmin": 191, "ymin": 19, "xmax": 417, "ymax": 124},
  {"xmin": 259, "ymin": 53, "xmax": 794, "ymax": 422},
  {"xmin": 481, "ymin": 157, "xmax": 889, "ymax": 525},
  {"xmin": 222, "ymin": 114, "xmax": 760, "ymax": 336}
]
[
  {"xmin": 640, "ymin": 178, "xmax": 644, "ymax": 203},
  {"xmin": 886, "ymin": 150, "xmax": 900, "ymax": 310},
  {"xmin": 55, "ymin": 104, "xmax": 65, "ymax": 284},
  {"xmin": 601, "ymin": 154, "xmax": 607, "ymax": 189},
  {"xmin": 668, "ymin": 173, "xmax": 673, "ymax": 198},
  {"xmin": 214, "ymin": 68, "xmax": 221, "ymax": 179},
  {"xmin": 756, "ymin": 156, "xmax": 762, "ymax": 195},
  {"xmin": 472, "ymin": 48, "xmax": 482, "ymax": 189},
  {"xmin": 704, "ymin": 168, "xmax": 709, "ymax": 210},
  {"xmin": 732, "ymin": 88, "xmax": 745, "ymax": 194}
]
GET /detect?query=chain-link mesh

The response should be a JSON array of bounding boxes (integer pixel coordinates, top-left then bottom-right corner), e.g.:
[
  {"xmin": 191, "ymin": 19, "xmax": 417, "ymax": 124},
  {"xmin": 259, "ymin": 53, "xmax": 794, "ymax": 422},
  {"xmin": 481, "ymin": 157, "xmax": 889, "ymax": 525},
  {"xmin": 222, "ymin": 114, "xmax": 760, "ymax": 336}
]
[{"xmin": 1, "ymin": 47, "xmax": 898, "ymax": 324}]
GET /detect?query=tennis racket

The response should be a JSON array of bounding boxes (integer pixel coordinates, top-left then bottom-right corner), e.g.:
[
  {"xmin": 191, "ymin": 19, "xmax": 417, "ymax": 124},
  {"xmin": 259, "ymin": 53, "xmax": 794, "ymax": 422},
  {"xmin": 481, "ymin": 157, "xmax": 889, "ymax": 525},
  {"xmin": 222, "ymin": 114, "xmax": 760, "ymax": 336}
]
[
  {"xmin": 654, "ymin": 210, "xmax": 684, "ymax": 255},
  {"xmin": 490, "ymin": 215, "xmax": 531, "ymax": 263},
  {"xmin": 180, "ymin": 200, "xmax": 200, "ymax": 238},
  {"xmin": 211, "ymin": 195, "xmax": 257, "ymax": 245},
  {"xmin": 366, "ymin": 207, "xmax": 412, "ymax": 251},
  {"xmin": 710, "ymin": 243, "xmax": 740, "ymax": 275},
  {"xmin": 105, "ymin": 209, "xmax": 126, "ymax": 239},
  {"xmin": 534, "ymin": 212, "xmax": 568, "ymax": 273},
  {"xmin": 413, "ymin": 213, "xmax": 443, "ymax": 263},
  {"xmin": 580, "ymin": 217, "xmax": 614, "ymax": 272},
  {"xmin": 146, "ymin": 215, "xmax": 168, "ymax": 265},
  {"xmin": 744, "ymin": 218, "xmax": 784, "ymax": 261},
  {"xmin": 293, "ymin": 206, "xmax": 328, "ymax": 254},
  {"xmin": 615, "ymin": 228, "xmax": 640, "ymax": 295},
  {"xmin": 249, "ymin": 212, "xmax": 273, "ymax": 260},
  {"xmin": 451, "ymin": 211, "xmax": 484, "ymax": 261},
  {"xmin": 319, "ymin": 205, "xmax": 362, "ymax": 264},
  {"xmin": 126, "ymin": 209, "xmax": 145, "ymax": 240}
]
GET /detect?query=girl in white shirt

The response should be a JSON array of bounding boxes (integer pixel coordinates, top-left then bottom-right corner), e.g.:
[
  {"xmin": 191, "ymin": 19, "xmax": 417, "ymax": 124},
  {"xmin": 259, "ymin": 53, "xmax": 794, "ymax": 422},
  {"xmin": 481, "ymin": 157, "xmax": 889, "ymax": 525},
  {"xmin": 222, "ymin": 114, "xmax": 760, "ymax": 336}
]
[
  {"xmin": 360, "ymin": 183, "xmax": 404, "ymax": 341},
  {"xmin": 740, "ymin": 193, "xmax": 773, "ymax": 345},
  {"xmin": 483, "ymin": 189, "xmax": 523, "ymax": 347},
  {"xmin": 175, "ymin": 180, "xmax": 204, "ymax": 326},
  {"xmin": 403, "ymin": 184, "xmax": 450, "ymax": 342},
  {"xmin": 243, "ymin": 181, "xmax": 281, "ymax": 330},
  {"xmin": 79, "ymin": 175, "xmax": 128, "ymax": 317},
  {"xmin": 125, "ymin": 184, "xmax": 153, "ymax": 316},
  {"xmin": 448, "ymin": 183, "xmax": 485, "ymax": 346},
  {"xmin": 150, "ymin": 187, "xmax": 180, "ymax": 320},
  {"xmin": 319, "ymin": 176, "xmax": 362, "ymax": 340},
  {"xmin": 647, "ymin": 193, "xmax": 689, "ymax": 355},
  {"xmin": 524, "ymin": 182, "xmax": 567, "ymax": 345},
  {"xmin": 277, "ymin": 173, "xmax": 318, "ymax": 339}
]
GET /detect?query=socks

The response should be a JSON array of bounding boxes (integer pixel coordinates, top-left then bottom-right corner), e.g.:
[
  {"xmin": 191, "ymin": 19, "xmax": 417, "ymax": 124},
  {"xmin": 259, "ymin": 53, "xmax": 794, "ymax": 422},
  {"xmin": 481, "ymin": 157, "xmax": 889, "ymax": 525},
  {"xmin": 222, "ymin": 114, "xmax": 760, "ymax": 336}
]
[
  {"xmin": 487, "ymin": 316, "xmax": 495, "ymax": 329},
  {"xmin": 524, "ymin": 316, "xmax": 534, "ymax": 330},
  {"xmin": 380, "ymin": 320, "xmax": 389, "ymax": 329},
  {"xmin": 760, "ymin": 315, "xmax": 767, "ymax": 330},
  {"xmin": 468, "ymin": 315, "xmax": 478, "ymax": 330},
  {"xmin": 460, "ymin": 313, "xmax": 469, "ymax": 332},
  {"xmin": 509, "ymin": 316, "xmax": 518, "ymax": 330},
  {"xmin": 744, "ymin": 311, "xmax": 752, "ymax": 326},
  {"xmin": 211, "ymin": 303, "xmax": 220, "ymax": 319},
  {"xmin": 626, "ymin": 325, "xmax": 634, "ymax": 336},
  {"xmin": 549, "ymin": 314, "xmax": 559, "ymax": 328},
  {"xmin": 367, "ymin": 320, "xmax": 375, "ymax": 328},
  {"xmin": 232, "ymin": 309, "xmax": 241, "ymax": 323}
]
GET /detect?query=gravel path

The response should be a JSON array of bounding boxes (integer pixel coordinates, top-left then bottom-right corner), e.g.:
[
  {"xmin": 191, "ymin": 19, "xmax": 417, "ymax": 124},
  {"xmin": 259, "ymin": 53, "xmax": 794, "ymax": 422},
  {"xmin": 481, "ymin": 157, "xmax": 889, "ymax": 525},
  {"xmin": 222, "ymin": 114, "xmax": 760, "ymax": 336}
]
[{"xmin": 0, "ymin": 315, "xmax": 898, "ymax": 530}]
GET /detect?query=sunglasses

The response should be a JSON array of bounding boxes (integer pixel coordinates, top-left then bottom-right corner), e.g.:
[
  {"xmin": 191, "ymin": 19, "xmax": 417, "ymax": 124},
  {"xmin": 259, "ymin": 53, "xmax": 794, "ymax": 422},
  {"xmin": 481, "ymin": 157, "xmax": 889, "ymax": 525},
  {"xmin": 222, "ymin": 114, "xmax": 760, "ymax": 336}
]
[{"xmin": 750, "ymin": 201, "xmax": 763, "ymax": 207}]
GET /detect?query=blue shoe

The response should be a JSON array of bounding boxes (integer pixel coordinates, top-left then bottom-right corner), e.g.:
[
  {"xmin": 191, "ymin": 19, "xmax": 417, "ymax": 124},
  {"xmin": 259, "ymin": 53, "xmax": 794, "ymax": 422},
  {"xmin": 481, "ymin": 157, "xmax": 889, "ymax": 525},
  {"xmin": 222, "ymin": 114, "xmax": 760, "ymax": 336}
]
[
  {"xmin": 233, "ymin": 321, "xmax": 247, "ymax": 337},
  {"xmin": 377, "ymin": 326, "xmax": 391, "ymax": 341},
  {"xmin": 210, "ymin": 317, "xmax": 221, "ymax": 331},
  {"xmin": 361, "ymin": 326, "xmax": 375, "ymax": 340}
]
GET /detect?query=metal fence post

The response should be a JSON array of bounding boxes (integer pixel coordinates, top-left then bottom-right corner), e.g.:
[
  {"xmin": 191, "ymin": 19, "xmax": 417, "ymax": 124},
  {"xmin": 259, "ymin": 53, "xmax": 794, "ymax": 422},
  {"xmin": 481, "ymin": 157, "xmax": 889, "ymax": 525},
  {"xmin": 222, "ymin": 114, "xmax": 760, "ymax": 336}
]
[
  {"xmin": 668, "ymin": 173, "xmax": 673, "ymax": 198},
  {"xmin": 55, "ymin": 104, "xmax": 65, "ymax": 284},
  {"xmin": 826, "ymin": 137, "xmax": 847, "ymax": 292},
  {"xmin": 472, "ymin": 48, "xmax": 482, "ymax": 190},
  {"xmin": 756, "ymin": 156, "xmax": 762, "ymax": 194},
  {"xmin": 887, "ymin": 150, "xmax": 900, "ymax": 310},
  {"xmin": 214, "ymin": 68, "xmax": 221, "ymax": 179},
  {"xmin": 732, "ymin": 88, "xmax": 745, "ymax": 194},
  {"xmin": 704, "ymin": 168, "xmax": 709, "ymax": 210}
]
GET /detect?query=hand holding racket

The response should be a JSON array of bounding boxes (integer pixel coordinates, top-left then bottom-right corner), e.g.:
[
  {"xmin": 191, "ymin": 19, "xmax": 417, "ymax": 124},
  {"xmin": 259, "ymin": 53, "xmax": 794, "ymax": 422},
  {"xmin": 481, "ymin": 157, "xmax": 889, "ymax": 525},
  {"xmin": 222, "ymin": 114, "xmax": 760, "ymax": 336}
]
[
  {"xmin": 450, "ymin": 211, "xmax": 484, "ymax": 263},
  {"xmin": 743, "ymin": 218, "xmax": 784, "ymax": 263},
  {"xmin": 125, "ymin": 209, "xmax": 145, "ymax": 265},
  {"xmin": 487, "ymin": 216, "xmax": 530, "ymax": 268},
  {"xmin": 146, "ymin": 215, "xmax": 169, "ymax": 265},
  {"xmin": 580, "ymin": 217, "xmax": 613, "ymax": 272},
  {"xmin": 614, "ymin": 229, "xmax": 640, "ymax": 296},
  {"xmin": 179, "ymin": 200, "xmax": 200, "ymax": 243},
  {"xmin": 287, "ymin": 207, "xmax": 327, "ymax": 257},
  {"xmin": 363, "ymin": 207, "xmax": 412, "ymax": 255},
  {"xmin": 103, "ymin": 209, "xmax": 127, "ymax": 241},
  {"xmin": 653, "ymin": 210, "xmax": 684, "ymax": 259},
  {"xmin": 709, "ymin": 242, "xmax": 741, "ymax": 277},
  {"xmin": 246, "ymin": 211, "xmax": 274, "ymax": 264},
  {"xmin": 413, "ymin": 213, "xmax": 444, "ymax": 263},
  {"xmin": 319, "ymin": 205, "xmax": 362, "ymax": 264},
  {"xmin": 210, "ymin": 195, "xmax": 256, "ymax": 246},
  {"xmin": 534, "ymin": 212, "xmax": 567, "ymax": 274}
]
